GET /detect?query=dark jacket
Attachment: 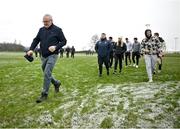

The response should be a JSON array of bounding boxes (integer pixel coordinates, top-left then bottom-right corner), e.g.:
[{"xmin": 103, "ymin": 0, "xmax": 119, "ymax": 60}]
[
  {"xmin": 71, "ymin": 47, "xmax": 75, "ymax": 54},
  {"xmin": 30, "ymin": 24, "xmax": 67, "ymax": 58},
  {"xmin": 95, "ymin": 39, "xmax": 111, "ymax": 57},
  {"xmin": 114, "ymin": 42, "xmax": 127, "ymax": 55},
  {"xmin": 109, "ymin": 41, "xmax": 115, "ymax": 53},
  {"xmin": 66, "ymin": 47, "xmax": 71, "ymax": 53}
]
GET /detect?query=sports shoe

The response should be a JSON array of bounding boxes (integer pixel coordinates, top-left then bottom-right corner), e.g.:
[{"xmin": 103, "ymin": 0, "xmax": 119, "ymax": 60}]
[{"xmin": 148, "ymin": 79, "xmax": 153, "ymax": 83}]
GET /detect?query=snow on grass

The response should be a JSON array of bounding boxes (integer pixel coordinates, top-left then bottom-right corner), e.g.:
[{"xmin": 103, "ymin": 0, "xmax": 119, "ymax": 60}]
[
  {"xmin": 19, "ymin": 81, "xmax": 180, "ymax": 128},
  {"xmin": 37, "ymin": 111, "xmax": 55, "ymax": 126},
  {"xmin": 68, "ymin": 81, "xmax": 180, "ymax": 128}
]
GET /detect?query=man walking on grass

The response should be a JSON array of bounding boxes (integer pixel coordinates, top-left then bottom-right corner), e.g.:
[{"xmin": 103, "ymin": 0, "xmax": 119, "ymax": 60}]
[
  {"xmin": 95, "ymin": 33, "xmax": 111, "ymax": 77},
  {"xmin": 141, "ymin": 29, "xmax": 161, "ymax": 83},
  {"xmin": 125, "ymin": 38, "xmax": 133, "ymax": 67},
  {"xmin": 132, "ymin": 37, "xmax": 141, "ymax": 68},
  {"xmin": 27, "ymin": 14, "xmax": 67, "ymax": 103}
]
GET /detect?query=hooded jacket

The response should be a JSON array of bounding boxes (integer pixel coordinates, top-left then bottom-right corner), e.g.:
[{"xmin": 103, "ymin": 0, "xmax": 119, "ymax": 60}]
[{"xmin": 141, "ymin": 29, "xmax": 161, "ymax": 55}]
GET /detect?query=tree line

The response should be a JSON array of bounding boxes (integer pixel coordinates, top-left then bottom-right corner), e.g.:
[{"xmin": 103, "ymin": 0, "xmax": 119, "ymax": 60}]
[{"xmin": 0, "ymin": 42, "xmax": 25, "ymax": 52}]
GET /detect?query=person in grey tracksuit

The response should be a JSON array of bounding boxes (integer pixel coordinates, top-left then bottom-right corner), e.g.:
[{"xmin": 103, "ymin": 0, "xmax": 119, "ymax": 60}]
[
  {"xmin": 132, "ymin": 37, "xmax": 141, "ymax": 68},
  {"xmin": 141, "ymin": 29, "xmax": 161, "ymax": 82}
]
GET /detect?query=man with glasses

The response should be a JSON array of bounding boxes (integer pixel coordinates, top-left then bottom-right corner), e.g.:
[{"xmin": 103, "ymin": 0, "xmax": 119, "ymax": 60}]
[{"xmin": 27, "ymin": 14, "xmax": 67, "ymax": 103}]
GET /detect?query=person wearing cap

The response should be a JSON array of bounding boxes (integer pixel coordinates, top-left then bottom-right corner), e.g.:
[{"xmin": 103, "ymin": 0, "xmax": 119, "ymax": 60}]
[{"xmin": 27, "ymin": 14, "xmax": 67, "ymax": 103}]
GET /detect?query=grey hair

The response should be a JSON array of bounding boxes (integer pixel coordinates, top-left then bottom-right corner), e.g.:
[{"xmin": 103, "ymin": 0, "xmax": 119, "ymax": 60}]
[{"xmin": 43, "ymin": 14, "xmax": 53, "ymax": 20}]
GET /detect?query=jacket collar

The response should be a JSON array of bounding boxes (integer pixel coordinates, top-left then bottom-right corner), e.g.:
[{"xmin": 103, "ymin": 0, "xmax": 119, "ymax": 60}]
[{"xmin": 44, "ymin": 23, "xmax": 54, "ymax": 30}]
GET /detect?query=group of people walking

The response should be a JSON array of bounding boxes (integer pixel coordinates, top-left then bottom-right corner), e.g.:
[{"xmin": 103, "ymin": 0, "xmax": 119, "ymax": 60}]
[
  {"xmin": 26, "ymin": 14, "xmax": 165, "ymax": 103},
  {"xmin": 95, "ymin": 30, "xmax": 165, "ymax": 83},
  {"xmin": 59, "ymin": 46, "xmax": 75, "ymax": 58}
]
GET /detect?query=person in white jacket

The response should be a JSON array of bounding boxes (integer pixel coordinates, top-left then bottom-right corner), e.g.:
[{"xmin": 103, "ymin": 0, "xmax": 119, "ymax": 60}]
[{"xmin": 125, "ymin": 38, "xmax": 133, "ymax": 67}]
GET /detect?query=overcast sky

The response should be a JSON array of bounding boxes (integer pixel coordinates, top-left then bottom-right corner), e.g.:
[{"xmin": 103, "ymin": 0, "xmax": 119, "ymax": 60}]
[{"xmin": 0, "ymin": 0, "xmax": 179, "ymax": 51}]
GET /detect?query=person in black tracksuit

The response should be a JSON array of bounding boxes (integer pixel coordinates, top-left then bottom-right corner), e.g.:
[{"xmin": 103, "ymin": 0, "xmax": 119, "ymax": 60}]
[
  {"xmin": 113, "ymin": 37, "xmax": 127, "ymax": 74},
  {"xmin": 108, "ymin": 37, "xmax": 115, "ymax": 68},
  {"xmin": 154, "ymin": 33, "xmax": 165, "ymax": 73},
  {"xmin": 95, "ymin": 33, "xmax": 111, "ymax": 77},
  {"xmin": 71, "ymin": 46, "xmax": 75, "ymax": 58},
  {"xmin": 59, "ymin": 48, "xmax": 64, "ymax": 58},
  {"xmin": 65, "ymin": 46, "xmax": 70, "ymax": 58}
]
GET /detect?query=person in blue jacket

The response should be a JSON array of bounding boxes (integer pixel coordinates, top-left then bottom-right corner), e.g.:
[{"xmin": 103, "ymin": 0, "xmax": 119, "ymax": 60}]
[{"xmin": 95, "ymin": 33, "xmax": 111, "ymax": 77}]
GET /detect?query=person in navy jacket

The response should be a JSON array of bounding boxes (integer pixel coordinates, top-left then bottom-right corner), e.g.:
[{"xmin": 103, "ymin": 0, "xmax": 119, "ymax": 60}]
[
  {"xmin": 95, "ymin": 33, "xmax": 111, "ymax": 77},
  {"xmin": 27, "ymin": 14, "xmax": 67, "ymax": 103}
]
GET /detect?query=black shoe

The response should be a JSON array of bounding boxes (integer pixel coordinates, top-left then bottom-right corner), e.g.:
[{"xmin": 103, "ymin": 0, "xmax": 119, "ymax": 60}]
[
  {"xmin": 119, "ymin": 70, "xmax": 121, "ymax": 73},
  {"xmin": 113, "ymin": 71, "xmax": 117, "ymax": 74},
  {"xmin": 54, "ymin": 81, "xmax": 61, "ymax": 93},
  {"xmin": 107, "ymin": 71, "xmax": 109, "ymax": 76},
  {"xmin": 36, "ymin": 93, "xmax": 48, "ymax": 103}
]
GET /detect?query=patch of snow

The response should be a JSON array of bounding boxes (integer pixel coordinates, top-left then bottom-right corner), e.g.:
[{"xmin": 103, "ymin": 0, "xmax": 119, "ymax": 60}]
[{"xmin": 37, "ymin": 111, "xmax": 54, "ymax": 125}]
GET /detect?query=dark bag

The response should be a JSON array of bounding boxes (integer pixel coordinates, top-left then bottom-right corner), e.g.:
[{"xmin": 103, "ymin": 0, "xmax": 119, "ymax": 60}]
[{"xmin": 24, "ymin": 54, "xmax": 34, "ymax": 62}]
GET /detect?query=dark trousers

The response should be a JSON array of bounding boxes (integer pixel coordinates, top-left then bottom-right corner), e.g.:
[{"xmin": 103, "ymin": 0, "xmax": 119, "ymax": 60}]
[
  {"xmin": 98, "ymin": 56, "xmax": 109, "ymax": 75},
  {"xmin": 60, "ymin": 53, "xmax": 63, "ymax": 58},
  {"xmin": 109, "ymin": 52, "xmax": 114, "ymax": 67},
  {"xmin": 35, "ymin": 51, "xmax": 38, "ymax": 57},
  {"xmin": 158, "ymin": 57, "xmax": 163, "ymax": 70},
  {"xmin": 114, "ymin": 54, "xmax": 123, "ymax": 72},
  {"xmin": 132, "ymin": 52, "xmax": 140, "ymax": 65},
  {"xmin": 71, "ymin": 53, "xmax": 75, "ymax": 58},
  {"xmin": 125, "ymin": 51, "xmax": 131, "ymax": 66},
  {"xmin": 66, "ymin": 52, "xmax": 69, "ymax": 58}
]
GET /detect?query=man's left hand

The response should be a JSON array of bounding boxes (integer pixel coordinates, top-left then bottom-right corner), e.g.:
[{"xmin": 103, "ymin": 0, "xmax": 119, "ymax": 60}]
[{"xmin": 48, "ymin": 46, "xmax": 56, "ymax": 52}]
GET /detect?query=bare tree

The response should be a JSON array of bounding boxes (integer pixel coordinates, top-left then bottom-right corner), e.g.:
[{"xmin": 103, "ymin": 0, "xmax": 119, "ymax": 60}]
[{"xmin": 90, "ymin": 34, "xmax": 99, "ymax": 51}]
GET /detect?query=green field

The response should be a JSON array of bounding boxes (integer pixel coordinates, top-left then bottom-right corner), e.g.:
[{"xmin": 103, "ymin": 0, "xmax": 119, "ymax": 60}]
[{"xmin": 0, "ymin": 52, "xmax": 180, "ymax": 128}]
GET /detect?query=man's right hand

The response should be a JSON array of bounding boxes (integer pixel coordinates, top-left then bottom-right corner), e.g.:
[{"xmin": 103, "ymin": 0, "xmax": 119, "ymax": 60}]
[{"xmin": 27, "ymin": 50, "xmax": 33, "ymax": 56}]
